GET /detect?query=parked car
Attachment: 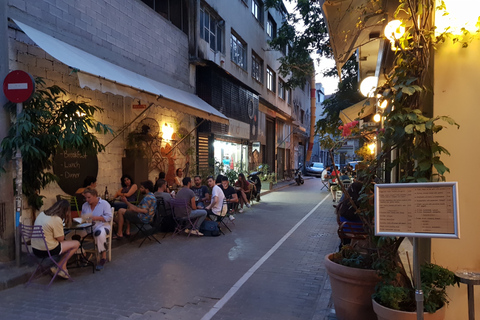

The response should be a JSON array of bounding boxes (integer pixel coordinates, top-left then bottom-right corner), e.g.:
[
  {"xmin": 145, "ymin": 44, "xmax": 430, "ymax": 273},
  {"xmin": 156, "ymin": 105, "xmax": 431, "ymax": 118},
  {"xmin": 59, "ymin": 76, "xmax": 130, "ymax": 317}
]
[{"xmin": 305, "ymin": 162, "xmax": 324, "ymax": 177}]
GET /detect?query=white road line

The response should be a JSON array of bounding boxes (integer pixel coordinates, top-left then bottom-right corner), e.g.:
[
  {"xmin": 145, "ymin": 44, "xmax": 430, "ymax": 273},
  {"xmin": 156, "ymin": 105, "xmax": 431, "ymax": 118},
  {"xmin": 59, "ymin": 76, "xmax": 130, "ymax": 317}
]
[{"xmin": 201, "ymin": 195, "xmax": 330, "ymax": 320}]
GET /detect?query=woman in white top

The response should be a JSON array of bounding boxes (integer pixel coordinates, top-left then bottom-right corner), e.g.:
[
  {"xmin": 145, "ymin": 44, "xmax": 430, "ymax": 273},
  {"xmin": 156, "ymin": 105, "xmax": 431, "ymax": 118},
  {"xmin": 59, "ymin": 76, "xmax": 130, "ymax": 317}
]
[{"xmin": 81, "ymin": 188, "xmax": 112, "ymax": 270}]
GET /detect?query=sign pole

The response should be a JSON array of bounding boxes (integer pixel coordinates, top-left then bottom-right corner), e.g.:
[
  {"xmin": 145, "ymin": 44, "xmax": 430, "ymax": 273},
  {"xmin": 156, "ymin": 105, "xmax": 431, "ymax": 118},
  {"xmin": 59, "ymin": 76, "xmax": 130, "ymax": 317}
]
[
  {"xmin": 3, "ymin": 70, "xmax": 34, "ymax": 267},
  {"xmin": 15, "ymin": 102, "xmax": 22, "ymax": 267},
  {"xmin": 413, "ymin": 237, "xmax": 424, "ymax": 320}
]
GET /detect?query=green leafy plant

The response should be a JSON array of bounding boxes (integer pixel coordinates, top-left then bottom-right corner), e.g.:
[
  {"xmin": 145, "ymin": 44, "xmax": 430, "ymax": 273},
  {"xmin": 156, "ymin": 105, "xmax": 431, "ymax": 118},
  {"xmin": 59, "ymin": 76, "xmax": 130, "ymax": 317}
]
[
  {"xmin": 0, "ymin": 78, "xmax": 113, "ymax": 210},
  {"xmin": 373, "ymin": 263, "xmax": 459, "ymax": 313}
]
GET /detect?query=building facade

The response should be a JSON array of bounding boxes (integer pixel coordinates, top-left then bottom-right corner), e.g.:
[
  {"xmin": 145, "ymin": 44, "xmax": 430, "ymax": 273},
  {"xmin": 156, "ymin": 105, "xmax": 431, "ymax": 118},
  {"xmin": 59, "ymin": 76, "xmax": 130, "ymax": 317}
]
[
  {"xmin": 0, "ymin": 0, "xmax": 311, "ymax": 261},
  {"xmin": 195, "ymin": 0, "xmax": 311, "ymax": 179}
]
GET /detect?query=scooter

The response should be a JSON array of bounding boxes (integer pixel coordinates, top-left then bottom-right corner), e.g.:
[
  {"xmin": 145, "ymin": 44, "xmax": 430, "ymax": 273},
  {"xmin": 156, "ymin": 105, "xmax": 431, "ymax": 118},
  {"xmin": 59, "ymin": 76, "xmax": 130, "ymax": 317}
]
[
  {"xmin": 295, "ymin": 165, "xmax": 304, "ymax": 185},
  {"xmin": 248, "ymin": 169, "xmax": 262, "ymax": 202}
]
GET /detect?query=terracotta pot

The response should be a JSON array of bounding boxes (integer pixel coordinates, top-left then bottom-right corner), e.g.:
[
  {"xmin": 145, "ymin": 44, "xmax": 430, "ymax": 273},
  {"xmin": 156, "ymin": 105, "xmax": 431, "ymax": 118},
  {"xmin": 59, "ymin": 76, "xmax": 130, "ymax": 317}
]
[
  {"xmin": 324, "ymin": 254, "xmax": 379, "ymax": 320},
  {"xmin": 372, "ymin": 299, "xmax": 446, "ymax": 320}
]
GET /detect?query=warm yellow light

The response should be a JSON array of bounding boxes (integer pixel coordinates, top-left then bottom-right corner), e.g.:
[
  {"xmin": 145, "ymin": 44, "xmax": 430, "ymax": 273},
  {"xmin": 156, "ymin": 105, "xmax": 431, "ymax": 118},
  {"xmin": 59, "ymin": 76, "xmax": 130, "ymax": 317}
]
[
  {"xmin": 163, "ymin": 123, "xmax": 174, "ymax": 140},
  {"xmin": 378, "ymin": 99, "xmax": 388, "ymax": 109},
  {"xmin": 385, "ymin": 20, "xmax": 405, "ymax": 41},
  {"xmin": 368, "ymin": 143, "xmax": 376, "ymax": 154},
  {"xmin": 436, "ymin": 0, "xmax": 480, "ymax": 35},
  {"xmin": 360, "ymin": 76, "xmax": 378, "ymax": 97},
  {"xmin": 373, "ymin": 113, "xmax": 381, "ymax": 122}
]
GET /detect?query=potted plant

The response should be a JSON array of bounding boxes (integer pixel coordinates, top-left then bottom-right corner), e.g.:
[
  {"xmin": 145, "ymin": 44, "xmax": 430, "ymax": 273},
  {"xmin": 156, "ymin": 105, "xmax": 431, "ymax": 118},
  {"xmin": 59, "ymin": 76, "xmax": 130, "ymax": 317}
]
[
  {"xmin": 320, "ymin": 1, "xmax": 472, "ymax": 319},
  {"xmin": 372, "ymin": 263, "xmax": 459, "ymax": 320}
]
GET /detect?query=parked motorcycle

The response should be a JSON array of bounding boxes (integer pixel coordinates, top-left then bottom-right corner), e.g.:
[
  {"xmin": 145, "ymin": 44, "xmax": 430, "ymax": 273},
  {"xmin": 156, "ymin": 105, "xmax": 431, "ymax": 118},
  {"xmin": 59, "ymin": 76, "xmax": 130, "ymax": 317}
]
[
  {"xmin": 247, "ymin": 169, "xmax": 262, "ymax": 202},
  {"xmin": 294, "ymin": 165, "xmax": 304, "ymax": 185}
]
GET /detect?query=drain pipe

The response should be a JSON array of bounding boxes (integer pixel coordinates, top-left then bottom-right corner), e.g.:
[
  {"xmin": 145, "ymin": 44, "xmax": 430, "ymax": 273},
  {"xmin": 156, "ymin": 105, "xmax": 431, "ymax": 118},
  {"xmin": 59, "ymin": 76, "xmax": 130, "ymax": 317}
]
[{"xmin": 305, "ymin": 61, "xmax": 316, "ymax": 163}]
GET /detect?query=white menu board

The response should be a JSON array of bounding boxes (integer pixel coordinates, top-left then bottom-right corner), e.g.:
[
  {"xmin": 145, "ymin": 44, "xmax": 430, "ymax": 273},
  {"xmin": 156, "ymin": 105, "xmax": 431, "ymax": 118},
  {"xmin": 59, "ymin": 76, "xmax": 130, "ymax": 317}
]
[{"xmin": 374, "ymin": 182, "xmax": 459, "ymax": 238}]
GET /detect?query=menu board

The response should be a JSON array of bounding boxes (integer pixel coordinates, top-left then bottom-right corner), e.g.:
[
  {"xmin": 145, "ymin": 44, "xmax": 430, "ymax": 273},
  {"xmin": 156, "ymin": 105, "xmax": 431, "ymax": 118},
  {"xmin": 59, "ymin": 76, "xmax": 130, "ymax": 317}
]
[
  {"xmin": 53, "ymin": 149, "xmax": 98, "ymax": 196},
  {"xmin": 374, "ymin": 182, "xmax": 459, "ymax": 238}
]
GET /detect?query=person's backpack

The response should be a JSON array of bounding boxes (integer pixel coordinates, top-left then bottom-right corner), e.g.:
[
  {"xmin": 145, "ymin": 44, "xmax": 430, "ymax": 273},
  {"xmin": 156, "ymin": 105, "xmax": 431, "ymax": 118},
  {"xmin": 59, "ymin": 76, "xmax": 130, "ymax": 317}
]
[{"xmin": 199, "ymin": 220, "xmax": 221, "ymax": 237}]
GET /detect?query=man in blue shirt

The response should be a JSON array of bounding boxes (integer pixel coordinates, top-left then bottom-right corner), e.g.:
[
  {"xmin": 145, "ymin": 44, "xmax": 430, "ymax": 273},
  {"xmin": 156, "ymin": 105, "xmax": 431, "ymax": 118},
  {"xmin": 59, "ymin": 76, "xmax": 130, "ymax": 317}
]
[
  {"xmin": 115, "ymin": 180, "xmax": 156, "ymax": 239},
  {"xmin": 190, "ymin": 175, "xmax": 210, "ymax": 208}
]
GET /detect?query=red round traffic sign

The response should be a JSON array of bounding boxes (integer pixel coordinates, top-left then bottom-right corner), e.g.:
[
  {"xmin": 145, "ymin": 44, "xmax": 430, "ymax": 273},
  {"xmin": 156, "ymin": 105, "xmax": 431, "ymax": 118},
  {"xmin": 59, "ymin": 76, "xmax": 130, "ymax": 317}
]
[{"xmin": 3, "ymin": 70, "xmax": 35, "ymax": 103}]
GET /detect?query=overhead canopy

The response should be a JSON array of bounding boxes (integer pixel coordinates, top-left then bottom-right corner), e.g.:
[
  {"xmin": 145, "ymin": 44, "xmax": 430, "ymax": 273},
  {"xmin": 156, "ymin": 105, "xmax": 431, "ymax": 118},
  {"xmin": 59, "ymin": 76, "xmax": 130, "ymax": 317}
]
[
  {"xmin": 14, "ymin": 20, "xmax": 229, "ymax": 125},
  {"xmin": 339, "ymin": 98, "xmax": 375, "ymax": 124},
  {"xmin": 321, "ymin": 0, "xmax": 386, "ymax": 77}
]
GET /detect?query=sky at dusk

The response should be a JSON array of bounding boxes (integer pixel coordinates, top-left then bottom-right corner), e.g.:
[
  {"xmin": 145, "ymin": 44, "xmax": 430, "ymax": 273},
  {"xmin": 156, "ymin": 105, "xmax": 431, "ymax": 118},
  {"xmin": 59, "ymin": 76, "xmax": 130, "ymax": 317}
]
[{"xmin": 282, "ymin": 1, "xmax": 339, "ymax": 96}]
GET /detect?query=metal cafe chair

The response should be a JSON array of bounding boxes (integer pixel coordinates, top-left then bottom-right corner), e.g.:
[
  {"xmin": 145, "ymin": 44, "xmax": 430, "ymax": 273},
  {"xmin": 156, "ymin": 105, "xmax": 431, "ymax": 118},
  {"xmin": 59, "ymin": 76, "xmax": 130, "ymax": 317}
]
[
  {"xmin": 206, "ymin": 199, "xmax": 231, "ymax": 234},
  {"xmin": 20, "ymin": 223, "xmax": 74, "ymax": 288},
  {"xmin": 56, "ymin": 194, "xmax": 80, "ymax": 217},
  {"xmin": 129, "ymin": 209, "xmax": 161, "ymax": 248},
  {"xmin": 169, "ymin": 198, "xmax": 199, "ymax": 237},
  {"xmin": 155, "ymin": 197, "xmax": 172, "ymax": 238}
]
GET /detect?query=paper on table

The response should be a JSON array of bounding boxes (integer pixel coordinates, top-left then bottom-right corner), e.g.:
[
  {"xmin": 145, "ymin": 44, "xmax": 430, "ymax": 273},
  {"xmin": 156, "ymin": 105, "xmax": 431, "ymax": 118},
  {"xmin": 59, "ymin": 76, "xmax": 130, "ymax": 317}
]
[{"xmin": 73, "ymin": 217, "xmax": 83, "ymax": 224}]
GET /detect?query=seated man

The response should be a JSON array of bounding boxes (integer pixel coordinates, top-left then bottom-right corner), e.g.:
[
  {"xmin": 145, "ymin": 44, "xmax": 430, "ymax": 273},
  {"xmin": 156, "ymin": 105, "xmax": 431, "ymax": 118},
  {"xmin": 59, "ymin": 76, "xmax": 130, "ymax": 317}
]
[
  {"xmin": 190, "ymin": 175, "xmax": 210, "ymax": 208},
  {"xmin": 220, "ymin": 176, "xmax": 238, "ymax": 216},
  {"xmin": 116, "ymin": 180, "xmax": 156, "ymax": 238},
  {"xmin": 205, "ymin": 176, "xmax": 225, "ymax": 220},
  {"xmin": 321, "ymin": 166, "xmax": 331, "ymax": 190},
  {"xmin": 175, "ymin": 177, "xmax": 207, "ymax": 236},
  {"xmin": 154, "ymin": 179, "xmax": 172, "ymax": 211}
]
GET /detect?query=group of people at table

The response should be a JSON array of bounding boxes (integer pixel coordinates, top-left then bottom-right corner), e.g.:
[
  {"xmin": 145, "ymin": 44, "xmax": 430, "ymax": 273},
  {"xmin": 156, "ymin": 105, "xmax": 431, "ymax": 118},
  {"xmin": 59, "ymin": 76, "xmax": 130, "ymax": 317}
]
[
  {"xmin": 321, "ymin": 165, "xmax": 356, "ymax": 202},
  {"xmin": 31, "ymin": 170, "xmax": 254, "ymax": 279}
]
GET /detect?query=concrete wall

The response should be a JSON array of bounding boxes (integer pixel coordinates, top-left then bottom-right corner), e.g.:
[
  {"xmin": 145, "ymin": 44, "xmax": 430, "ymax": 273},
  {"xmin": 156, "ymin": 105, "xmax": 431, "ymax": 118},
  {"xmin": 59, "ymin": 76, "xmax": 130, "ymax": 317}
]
[
  {"xmin": 433, "ymin": 36, "xmax": 480, "ymax": 319},
  {"xmin": 200, "ymin": 0, "xmax": 300, "ymax": 117},
  {"xmin": 7, "ymin": 0, "xmax": 191, "ymax": 91}
]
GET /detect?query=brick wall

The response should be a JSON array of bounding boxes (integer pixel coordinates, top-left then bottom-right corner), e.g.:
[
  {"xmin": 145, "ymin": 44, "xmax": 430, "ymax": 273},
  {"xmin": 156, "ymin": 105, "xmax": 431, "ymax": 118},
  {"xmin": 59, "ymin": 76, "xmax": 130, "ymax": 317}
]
[
  {"xmin": 8, "ymin": 31, "xmax": 197, "ymax": 211},
  {"xmin": 8, "ymin": 0, "xmax": 191, "ymax": 91}
]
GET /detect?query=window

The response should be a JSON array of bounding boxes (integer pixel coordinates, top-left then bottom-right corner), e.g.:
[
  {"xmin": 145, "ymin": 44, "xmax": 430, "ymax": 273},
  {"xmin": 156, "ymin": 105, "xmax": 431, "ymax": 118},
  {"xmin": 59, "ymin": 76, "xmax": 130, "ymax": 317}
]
[
  {"xmin": 251, "ymin": 0, "xmax": 264, "ymax": 23},
  {"xmin": 266, "ymin": 14, "xmax": 276, "ymax": 38},
  {"xmin": 287, "ymin": 88, "xmax": 292, "ymax": 104},
  {"xmin": 278, "ymin": 79, "xmax": 286, "ymax": 99},
  {"xmin": 251, "ymin": 51, "xmax": 263, "ymax": 83},
  {"xmin": 200, "ymin": 6, "xmax": 224, "ymax": 53},
  {"xmin": 266, "ymin": 66, "xmax": 275, "ymax": 92},
  {"xmin": 141, "ymin": 0, "xmax": 188, "ymax": 34},
  {"xmin": 231, "ymin": 31, "xmax": 247, "ymax": 69}
]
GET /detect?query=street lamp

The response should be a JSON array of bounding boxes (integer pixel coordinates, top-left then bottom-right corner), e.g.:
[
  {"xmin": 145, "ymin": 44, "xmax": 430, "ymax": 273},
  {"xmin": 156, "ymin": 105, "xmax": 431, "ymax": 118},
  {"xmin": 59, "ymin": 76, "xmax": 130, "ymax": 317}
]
[{"xmin": 360, "ymin": 76, "xmax": 378, "ymax": 97}]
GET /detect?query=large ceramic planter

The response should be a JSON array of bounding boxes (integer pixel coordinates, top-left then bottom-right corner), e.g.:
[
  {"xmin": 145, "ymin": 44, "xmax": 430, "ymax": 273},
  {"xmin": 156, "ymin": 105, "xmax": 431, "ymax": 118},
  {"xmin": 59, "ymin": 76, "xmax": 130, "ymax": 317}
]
[
  {"xmin": 324, "ymin": 253, "xmax": 379, "ymax": 320},
  {"xmin": 373, "ymin": 299, "xmax": 446, "ymax": 320}
]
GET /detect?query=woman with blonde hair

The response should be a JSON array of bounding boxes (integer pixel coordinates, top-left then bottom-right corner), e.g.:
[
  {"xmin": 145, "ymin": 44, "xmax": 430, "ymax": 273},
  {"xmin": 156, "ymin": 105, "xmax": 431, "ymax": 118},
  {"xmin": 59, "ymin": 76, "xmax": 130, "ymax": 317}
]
[{"xmin": 31, "ymin": 200, "xmax": 80, "ymax": 279}]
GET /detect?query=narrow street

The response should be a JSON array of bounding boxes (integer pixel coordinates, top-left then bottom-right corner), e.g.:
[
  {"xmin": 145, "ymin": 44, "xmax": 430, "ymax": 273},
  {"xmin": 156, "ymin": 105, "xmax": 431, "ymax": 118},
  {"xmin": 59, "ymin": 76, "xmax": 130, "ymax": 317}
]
[{"xmin": 0, "ymin": 179, "xmax": 339, "ymax": 320}]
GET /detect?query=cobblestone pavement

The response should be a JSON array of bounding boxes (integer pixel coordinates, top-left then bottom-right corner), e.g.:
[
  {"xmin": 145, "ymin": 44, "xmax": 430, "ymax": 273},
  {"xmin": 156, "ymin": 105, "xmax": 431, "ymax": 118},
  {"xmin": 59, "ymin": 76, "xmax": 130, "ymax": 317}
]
[{"xmin": 0, "ymin": 178, "xmax": 338, "ymax": 320}]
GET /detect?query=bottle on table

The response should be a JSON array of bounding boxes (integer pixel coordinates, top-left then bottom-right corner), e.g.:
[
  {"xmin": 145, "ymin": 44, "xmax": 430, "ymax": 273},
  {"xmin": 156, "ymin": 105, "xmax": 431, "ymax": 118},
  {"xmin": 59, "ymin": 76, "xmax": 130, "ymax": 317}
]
[{"xmin": 104, "ymin": 186, "xmax": 109, "ymax": 200}]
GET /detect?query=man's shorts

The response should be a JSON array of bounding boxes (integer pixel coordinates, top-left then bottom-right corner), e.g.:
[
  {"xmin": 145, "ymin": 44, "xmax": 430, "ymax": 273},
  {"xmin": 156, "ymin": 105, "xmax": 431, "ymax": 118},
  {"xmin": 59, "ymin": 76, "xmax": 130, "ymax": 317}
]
[{"xmin": 124, "ymin": 210, "xmax": 142, "ymax": 223}]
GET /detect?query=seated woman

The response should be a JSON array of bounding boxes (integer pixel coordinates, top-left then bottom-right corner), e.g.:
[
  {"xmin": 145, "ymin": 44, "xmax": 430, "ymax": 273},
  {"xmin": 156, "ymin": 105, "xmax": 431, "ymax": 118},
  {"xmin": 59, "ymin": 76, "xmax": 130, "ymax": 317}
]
[
  {"xmin": 173, "ymin": 168, "xmax": 183, "ymax": 189},
  {"xmin": 75, "ymin": 176, "xmax": 97, "ymax": 207},
  {"xmin": 158, "ymin": 171, "xmax": 170, "ymax": 193},
  {"xmin": 31, "ymin": 200, "xmax": 80, "ymax": 279},
  {"xmin": 234, "ymin": 173, "xmax": 251, "ymax": 213},
  {"xmin": 81, "ymin": 188, "xmax": 112, "ymax": 270},
  {"xmin": 113, "ymin": 174, "xmax": 138, "ymax": 211}
]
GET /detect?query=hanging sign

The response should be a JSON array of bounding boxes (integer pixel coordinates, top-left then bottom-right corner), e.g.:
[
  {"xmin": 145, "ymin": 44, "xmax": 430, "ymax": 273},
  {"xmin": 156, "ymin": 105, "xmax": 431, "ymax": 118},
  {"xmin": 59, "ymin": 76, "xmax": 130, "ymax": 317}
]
[{"xmin": 374, "ymin": 182, "xmax": 459, "ymax": 239}]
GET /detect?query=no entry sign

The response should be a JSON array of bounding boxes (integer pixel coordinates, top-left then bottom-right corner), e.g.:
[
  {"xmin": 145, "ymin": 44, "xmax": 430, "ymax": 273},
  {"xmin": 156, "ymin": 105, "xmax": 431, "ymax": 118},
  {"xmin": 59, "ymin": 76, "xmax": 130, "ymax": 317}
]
[{"xmin": 3, "ymin": 70, "xmax": 35, "ymax": 103}]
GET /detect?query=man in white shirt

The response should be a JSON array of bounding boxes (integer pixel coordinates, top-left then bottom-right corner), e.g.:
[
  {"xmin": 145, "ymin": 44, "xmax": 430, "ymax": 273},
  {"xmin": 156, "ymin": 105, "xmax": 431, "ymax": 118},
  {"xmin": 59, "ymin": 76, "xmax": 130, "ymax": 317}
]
[{"xmin": 205, "ymin": 176, "xmax": 225, "ymax": 219}]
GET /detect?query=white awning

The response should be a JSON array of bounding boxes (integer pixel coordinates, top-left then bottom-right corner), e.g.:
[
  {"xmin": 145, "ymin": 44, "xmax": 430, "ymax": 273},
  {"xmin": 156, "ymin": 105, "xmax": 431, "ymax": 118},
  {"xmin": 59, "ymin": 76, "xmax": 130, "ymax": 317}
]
[
  {"xmin": 339, "ymin": 98, "xmax": 375, "ymax": 124},
  {"xmin": 320, "ymin": 0, "xmax": 386, "ymax": 77},
  {"xmin": 14, "ymin": 20, "xmax": 229, "ymax": 125}
]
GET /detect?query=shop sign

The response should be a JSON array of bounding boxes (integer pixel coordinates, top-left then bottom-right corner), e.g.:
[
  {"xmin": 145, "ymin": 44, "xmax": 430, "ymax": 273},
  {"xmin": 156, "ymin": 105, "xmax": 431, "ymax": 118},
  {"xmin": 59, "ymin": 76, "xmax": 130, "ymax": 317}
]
[{"xmin": 227, "ymin": 119, "xmax": 250, "ymax": 139}]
